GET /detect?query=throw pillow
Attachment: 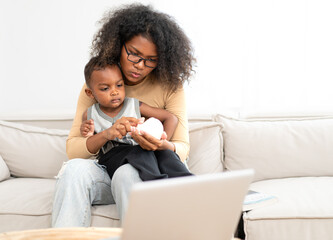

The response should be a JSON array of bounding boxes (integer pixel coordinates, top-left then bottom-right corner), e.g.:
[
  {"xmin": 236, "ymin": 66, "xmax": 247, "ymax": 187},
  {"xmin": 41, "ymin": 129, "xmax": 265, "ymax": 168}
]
[
  {"xmin": 215, "ymin": 114, "xmax": 333, "ymax": 181},
  {"xmin": 187, "ymin": 121, "xmax": 224, "ymax": 175}
]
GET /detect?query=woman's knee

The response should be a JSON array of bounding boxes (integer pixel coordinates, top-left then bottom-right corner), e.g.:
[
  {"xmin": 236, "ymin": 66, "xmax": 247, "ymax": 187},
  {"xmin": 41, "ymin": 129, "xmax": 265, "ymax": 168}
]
[
  {"xmin": 112, "ymin": 164, "xmax": 141, "ymax": 188},
  {"xmin": 57, "ymin": 158, "xmax": 106, "ymax": 185}
]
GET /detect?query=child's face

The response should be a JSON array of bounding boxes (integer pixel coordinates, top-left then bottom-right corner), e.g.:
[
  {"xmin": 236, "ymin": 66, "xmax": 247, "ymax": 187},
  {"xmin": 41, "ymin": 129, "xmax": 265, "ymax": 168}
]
[{"xmin": 88, "ymin": 65, "xmax": 125, "ymax": 111}]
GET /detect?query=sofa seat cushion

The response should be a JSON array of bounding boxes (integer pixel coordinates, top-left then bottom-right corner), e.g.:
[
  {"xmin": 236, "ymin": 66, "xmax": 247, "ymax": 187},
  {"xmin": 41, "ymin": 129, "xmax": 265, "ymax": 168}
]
[
  {"xmin": 92, "ymin": 204, "xmax": 119, "ymax": 220},
  {"xmin": 243, "ymin": 177, "xmax": 333, "ymax": 240},
  {"xmin": 0, "ymin": 178, "xmax": 119, "ymax": 232},
  {"xmin": 0, "ymin": 178, "xmax": 56, "ymax": 216}
]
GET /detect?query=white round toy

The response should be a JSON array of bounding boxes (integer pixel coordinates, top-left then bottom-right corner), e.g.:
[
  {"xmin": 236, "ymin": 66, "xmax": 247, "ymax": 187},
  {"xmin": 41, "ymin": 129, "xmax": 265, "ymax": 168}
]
[{"xmin": 136, "ymin": 117, "xmax": 164, "ymax": 139}]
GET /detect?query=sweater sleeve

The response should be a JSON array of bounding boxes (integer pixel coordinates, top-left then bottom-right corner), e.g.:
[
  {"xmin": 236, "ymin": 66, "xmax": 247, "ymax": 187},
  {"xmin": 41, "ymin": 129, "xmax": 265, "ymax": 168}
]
[
  {"xmin": 66, "ymin": 84, "xmax": 96, "ymax": 159},
  {"xmin": 165, "ymin": 87, "xmax": 190, "ymax": 162}
]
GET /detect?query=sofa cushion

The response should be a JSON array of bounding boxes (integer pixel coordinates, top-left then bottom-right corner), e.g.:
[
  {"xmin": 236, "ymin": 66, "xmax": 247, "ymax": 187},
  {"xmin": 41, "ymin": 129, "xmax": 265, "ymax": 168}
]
[
  {"xmin": 187, "ymin": 121, "xmax": 224, "ymax": 175},
  {"xmin": 0, "ymin": 178, "xmax": 119, "ymax": 218},
  {"xmin": 0, "ymin": 178, "xmax": 119, "ymax": 232},
  {"xmin": 215, "ymin": 115, "xmax": 333, "ymax": 181},
  {"xmin": 0, "ymin": 178, "xmax": 56, "ymax": 216},
  {"xmin": 0, "ymin": 155, "xmax": 10, "ymax": 182},
  {"xmin": 243, "ymin": 177, "xmax": 333, "ymax": 240},
  {"xmin": 0, "ymin": 120, "xmax": 68, "ymax": 178}
]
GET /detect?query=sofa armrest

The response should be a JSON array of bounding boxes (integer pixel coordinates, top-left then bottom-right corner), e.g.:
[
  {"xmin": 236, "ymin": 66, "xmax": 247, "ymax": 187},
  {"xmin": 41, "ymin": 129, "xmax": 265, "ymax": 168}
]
[{"xmin": 0, "ymin": 155, "xmax": 10, "ymax": 182}]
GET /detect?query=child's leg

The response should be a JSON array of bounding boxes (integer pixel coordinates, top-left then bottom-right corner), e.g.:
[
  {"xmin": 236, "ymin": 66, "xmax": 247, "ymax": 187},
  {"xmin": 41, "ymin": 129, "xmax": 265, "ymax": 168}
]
[
  {"xmin": 125, "ymin": 146, "xmax": 168, "ymax": 181},
  {"xmin": 99, "ymin": 145, "xmax": 167, "ymax": 181},
  {"xmin": 154, "ymin": 150, "xmax": 193, "ymax": 178},
  {"xmin": 98, "ymin": 145, "xmax": 134, "ymax": 179}
]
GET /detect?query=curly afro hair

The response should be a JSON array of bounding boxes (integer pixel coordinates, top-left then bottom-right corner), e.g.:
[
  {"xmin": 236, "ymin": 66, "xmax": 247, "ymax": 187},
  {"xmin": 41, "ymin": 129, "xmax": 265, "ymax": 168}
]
[{"xmin": 91, "ymin": 3, "xmax": 195, "ymax": 91}]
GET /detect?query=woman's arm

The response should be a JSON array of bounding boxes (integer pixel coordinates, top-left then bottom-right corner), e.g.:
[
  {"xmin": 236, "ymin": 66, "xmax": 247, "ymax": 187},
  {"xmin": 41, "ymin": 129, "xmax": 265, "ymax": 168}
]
[
  {"xmin": 165, "ymin": 87, "xmax": 190, "ymax": 161},
  {"xmin": 139, "ymin": 102, "xmax": 178, "ymax": 141},
  {"xmin": 130, "ymin": 87, "xmax": 189, "ymax": 161},
  {"xmin": 66, "ymin": 84, "xmax": 96, "ymax": 159}
]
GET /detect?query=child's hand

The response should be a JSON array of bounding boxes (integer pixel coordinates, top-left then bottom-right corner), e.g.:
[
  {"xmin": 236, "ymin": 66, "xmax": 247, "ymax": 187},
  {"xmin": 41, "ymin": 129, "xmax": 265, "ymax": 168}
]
[
  {"xmin": 134, "ymin": 117, "xmax": 164, "ymax": 139},
  {"xmin": 161, "ymin": 131, "xmax": 167, "ymax": 140},
  {"xmin": 104, "ymin": 117, "xmax": 143, "ymax": 140},
  {"xmin": 80, "ymin": 119, "xmax": 94, "ymax": 137}
]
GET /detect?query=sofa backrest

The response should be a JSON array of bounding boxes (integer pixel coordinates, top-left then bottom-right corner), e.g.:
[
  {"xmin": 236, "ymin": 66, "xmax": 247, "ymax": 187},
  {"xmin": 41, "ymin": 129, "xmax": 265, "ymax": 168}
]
[
  {"xmin": 187, "ymin": 121, "xmax": 224, "ymax": 175},
  {"xmin": 215, "ymin": 114, "xmax": 333, "ymax": 181},
  {"xmin": 0, "ymin": 120, "xmax": 68, "ymax": 178},
  {"xmin": 0, "ymin": 118, "xmax": 224, "ymax": 179}
]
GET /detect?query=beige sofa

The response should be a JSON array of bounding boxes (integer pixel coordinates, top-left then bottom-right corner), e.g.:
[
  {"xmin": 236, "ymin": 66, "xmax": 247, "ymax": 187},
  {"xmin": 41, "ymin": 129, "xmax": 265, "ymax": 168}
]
[
  {"xmin": 1, "ymin": 114, "xmax": 333, "ymax": 240},
  {"xmin": 215, "ymin": 114, "xmax": 333, "ymax": 240},
  {"xmin": 0, "ymin": 117, "xmax": 223, "ymax": 233}
]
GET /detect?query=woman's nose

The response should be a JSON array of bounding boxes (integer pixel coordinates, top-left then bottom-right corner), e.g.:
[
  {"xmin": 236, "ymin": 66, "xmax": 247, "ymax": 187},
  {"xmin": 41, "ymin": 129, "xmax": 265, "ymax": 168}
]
[{"xmin": 134, "ymin": 60, "xmax": 145, "ymax": 70}]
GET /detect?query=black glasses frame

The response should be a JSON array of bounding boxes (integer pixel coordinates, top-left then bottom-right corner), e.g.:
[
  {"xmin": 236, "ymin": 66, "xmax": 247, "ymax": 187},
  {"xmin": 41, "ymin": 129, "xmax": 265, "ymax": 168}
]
[{"xmin": 123, "ymin": 43, "xmax": 157, "ymax": 69}]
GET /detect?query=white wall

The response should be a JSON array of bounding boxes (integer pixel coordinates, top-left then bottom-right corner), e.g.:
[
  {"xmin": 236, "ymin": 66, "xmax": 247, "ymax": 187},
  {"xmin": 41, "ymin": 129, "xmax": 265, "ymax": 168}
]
[{"xmin": 1, "ymin": 0, "xmax": 333, "ymax": 120}]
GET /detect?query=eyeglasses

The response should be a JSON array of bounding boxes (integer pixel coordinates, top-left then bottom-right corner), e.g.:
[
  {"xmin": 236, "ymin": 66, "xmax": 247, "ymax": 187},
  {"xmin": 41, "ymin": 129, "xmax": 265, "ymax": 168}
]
[{"xmin": 123, "ymin": 43, "xmax": 158, "ymax": 68}]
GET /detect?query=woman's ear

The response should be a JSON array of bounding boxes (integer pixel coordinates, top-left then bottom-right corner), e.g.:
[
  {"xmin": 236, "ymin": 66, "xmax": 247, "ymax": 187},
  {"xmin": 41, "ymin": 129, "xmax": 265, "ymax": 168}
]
[{"xmin": 85, "ymin": 88, "xmax": 95, "ymax": 100}]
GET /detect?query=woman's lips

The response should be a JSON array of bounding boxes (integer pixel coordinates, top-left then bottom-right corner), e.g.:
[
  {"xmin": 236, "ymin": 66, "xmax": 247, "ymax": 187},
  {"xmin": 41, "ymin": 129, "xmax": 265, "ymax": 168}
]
[{"xmin": 131, "ymin": 72, "xmax": 141, "ymax": 78}]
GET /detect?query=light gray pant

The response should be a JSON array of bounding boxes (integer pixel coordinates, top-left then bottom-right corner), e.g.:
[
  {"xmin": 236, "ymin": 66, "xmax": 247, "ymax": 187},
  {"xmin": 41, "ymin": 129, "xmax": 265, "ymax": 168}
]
[{"xmin": 51, "ymin": 159, "xmax": 141, "ymax": 227}]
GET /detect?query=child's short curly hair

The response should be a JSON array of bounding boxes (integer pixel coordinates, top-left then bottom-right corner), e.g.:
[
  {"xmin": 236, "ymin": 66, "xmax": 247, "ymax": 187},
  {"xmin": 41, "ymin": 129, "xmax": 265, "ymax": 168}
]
[
  {"xmin": 91, "ymin": 3, "xmax": 195, "ymax": 91},
  {"xmin": 84, "ymin": 56, "xmax": 106, "ymax": 88}
]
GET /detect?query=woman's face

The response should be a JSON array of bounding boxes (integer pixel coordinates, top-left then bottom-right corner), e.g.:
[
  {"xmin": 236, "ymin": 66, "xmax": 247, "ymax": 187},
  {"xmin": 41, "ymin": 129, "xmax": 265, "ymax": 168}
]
[{"xmin": 120, "ymin": 35, "xmax": 158, "ymax": 86}]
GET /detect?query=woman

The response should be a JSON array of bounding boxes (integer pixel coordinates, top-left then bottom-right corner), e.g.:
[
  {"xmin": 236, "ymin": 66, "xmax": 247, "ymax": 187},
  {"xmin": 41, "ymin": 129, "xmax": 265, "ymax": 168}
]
[{"xmin": 52, "ymin": 3, "xmax": 195, "ymax": 227}]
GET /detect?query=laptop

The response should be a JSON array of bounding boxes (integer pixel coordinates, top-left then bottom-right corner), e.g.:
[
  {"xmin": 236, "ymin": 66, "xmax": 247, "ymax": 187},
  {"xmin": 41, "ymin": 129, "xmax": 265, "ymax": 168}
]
[{"xmin": 111, "ymin": 169, "xmax": 253, "ymax": 240}]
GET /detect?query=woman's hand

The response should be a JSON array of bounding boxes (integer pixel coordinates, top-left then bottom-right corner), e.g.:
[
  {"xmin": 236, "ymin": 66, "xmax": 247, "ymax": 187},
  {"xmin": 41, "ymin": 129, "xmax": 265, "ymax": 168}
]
[{"xmin": 130, "ymin": 129, "xmax": 175, "ymax": 151}]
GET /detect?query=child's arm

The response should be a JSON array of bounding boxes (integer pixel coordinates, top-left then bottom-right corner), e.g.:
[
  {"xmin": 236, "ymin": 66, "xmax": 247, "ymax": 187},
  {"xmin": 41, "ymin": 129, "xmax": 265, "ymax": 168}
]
[
  {"xmin": 82, "ymin": 109, "xmax": 141, "ymax": 154},
  {"xmin": 81, "ymin": 110, "xmax": 95, "ymax": 137},
  {"xmin": 139, "ymin": 102, "xmax": 178, "ymax": 140}
]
